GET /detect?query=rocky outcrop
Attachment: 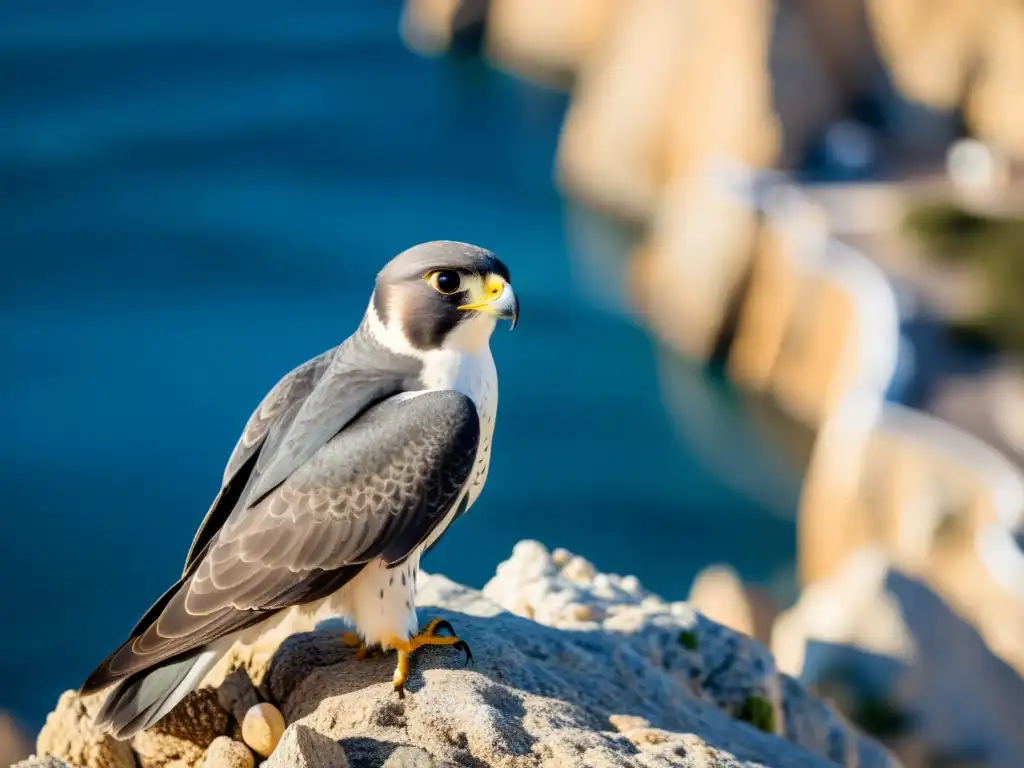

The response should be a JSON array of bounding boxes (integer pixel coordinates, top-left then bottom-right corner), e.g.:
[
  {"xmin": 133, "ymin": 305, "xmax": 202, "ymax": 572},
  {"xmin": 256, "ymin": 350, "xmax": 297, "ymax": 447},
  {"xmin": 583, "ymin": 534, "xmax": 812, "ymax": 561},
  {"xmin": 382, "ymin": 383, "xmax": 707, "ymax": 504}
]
[
  {"xmin": 34, "ymin": 542, "xmax": 899, "ymax": 768},
  {"xmin": 628, "ymin": 162, "xmax": 761, "ymax": 361},
  {"xmin": 773, "ymin": 548, "xmax": 1024, "ymax": 768},
  {"xmin": 257, "ymin": 541, "xmax": 897, "ymax": 767},
  {"xmin": 555, "ymin": 0, "xmax": 779, "ymax": 222}
]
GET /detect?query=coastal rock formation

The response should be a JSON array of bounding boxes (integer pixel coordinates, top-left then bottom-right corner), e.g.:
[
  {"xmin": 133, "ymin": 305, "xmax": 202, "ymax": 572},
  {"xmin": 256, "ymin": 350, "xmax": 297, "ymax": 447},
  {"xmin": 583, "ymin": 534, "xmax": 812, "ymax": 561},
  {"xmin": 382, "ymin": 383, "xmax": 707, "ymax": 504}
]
[
  {"xmin": 556, "ymin": 0, "xmax": 779, "ymax": 222},
  {"xmin": 33, "ymin": 542, "xmax": 900, "ymax": 768},
  {"xmin": 773, "ymin": 548, "xmax": 1024, "ymax": 768},
  {"xmin": 629, "ymin": 165, "xmax": 760, "ymax": 360},
  {"xmin": 484, "ymin": 0, "xmax": 625, "ymax": 86}
]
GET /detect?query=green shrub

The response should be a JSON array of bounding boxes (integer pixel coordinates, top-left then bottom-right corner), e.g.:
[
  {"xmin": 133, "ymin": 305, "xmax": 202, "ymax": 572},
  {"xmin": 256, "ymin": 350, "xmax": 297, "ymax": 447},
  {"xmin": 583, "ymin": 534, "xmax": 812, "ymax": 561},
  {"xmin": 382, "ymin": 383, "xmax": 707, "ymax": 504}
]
[{"xmin": 902, "ymin": 202, "xmax": 1024, "ymax": 356}]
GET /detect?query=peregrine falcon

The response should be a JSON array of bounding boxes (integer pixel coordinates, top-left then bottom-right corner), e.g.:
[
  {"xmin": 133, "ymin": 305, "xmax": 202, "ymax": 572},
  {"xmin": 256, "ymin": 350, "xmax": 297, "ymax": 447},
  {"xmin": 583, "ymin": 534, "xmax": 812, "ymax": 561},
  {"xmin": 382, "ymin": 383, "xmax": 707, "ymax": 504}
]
[{"xmin": 80, "ymin": 241, "xmax": 519, "ymax": 739}]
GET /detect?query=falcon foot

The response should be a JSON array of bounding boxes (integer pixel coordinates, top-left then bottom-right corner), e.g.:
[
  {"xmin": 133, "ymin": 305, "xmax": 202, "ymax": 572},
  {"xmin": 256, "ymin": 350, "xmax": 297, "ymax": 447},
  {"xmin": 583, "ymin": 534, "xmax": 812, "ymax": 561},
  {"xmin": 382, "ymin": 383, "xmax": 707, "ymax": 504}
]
[
  {"xmin": 341, "ymin": 632, "xmax": 383, "ymax": 660},
  {"xmin": 390, "ymin": 618, "xmax": 473, "ymax": 699}
]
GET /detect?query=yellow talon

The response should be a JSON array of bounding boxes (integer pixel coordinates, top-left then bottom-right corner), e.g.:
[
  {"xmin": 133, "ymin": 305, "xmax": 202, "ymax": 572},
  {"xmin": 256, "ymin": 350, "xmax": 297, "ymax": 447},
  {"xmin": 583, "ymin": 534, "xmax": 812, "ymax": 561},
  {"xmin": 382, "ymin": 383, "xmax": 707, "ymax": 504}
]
[
  {"xmin": 387, "ymin": 619, "xmax": 473, "ymax": 698},
  {"xmin": 341, "ymin": 632, "xmax": 380, "ymax": 660}
]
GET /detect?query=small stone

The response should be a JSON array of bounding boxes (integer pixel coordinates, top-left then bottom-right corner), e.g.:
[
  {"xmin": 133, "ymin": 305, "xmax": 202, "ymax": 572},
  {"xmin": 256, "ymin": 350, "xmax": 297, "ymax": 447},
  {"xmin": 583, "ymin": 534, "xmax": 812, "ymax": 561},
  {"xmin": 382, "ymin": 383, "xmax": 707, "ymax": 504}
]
[
  {"xmin": 568, "ymin": 603, "xmax": 594, "ymax": 622},
  {"xmin": 241, "ymin": 703, "xmax": 286, "ymax": 759},
  {"xmin": 263, "ymin": 724, "xmax": 348, "ymax": 768},
  {"xmin": 608, "ymin": 714, "xmax": 651, "ymax": 733},
  {"xmin": 550, "ymin": 548, "xmax": 572, "ymax": 567},
  {"xmin": 561, "ymin": 556, "xmax": 596, "ymax": 584},
  {"xmin": 202, "ymin": 736, "xmax": 255, "ymax": 768},
  {"xmin": 619, "ymin": 575, "xmax": 642, "ymax": 594},
  {"xmin": 591, "ymin": 573, "xmax": 612, "ymax": 592}
]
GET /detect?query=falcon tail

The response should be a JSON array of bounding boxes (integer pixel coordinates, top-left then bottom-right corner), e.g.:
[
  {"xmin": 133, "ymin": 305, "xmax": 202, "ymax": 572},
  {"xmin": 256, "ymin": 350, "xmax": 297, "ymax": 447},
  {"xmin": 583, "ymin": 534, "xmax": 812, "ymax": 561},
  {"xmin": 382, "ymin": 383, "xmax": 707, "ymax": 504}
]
[{"xmin": 92, "ymin": 646, "xmax": 222, "ymax": 740}]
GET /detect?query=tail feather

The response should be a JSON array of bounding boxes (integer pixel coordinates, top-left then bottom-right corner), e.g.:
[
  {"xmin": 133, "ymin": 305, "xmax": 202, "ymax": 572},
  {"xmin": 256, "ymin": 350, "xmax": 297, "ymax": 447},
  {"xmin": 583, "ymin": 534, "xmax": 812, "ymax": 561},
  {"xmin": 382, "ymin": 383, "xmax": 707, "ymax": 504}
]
[{"xmin": 94, "ymin": 647, "xmax": 221, "ymax": 740}]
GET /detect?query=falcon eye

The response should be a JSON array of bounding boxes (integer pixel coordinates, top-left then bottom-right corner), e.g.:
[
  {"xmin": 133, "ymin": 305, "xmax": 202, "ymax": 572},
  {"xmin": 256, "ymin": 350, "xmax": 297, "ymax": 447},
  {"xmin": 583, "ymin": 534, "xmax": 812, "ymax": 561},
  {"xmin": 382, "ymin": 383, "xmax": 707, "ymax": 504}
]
[{"xmin": 428, "ymin": 270, "xmax": 462, "ymax": 295}]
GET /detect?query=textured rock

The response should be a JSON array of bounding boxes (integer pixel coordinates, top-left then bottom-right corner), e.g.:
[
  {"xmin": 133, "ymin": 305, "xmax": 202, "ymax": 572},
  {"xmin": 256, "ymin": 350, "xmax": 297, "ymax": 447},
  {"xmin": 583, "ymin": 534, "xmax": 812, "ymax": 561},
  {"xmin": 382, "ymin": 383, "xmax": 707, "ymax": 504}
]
[
  {"xmin": 773, "ymin": 549, "xmax": 1024, "ymax": 767},
  {"xmin": 36, "ymin": 690, "xmax": 136, "ymax": 768},
  {"xmin": 201, "ymin": 737, "xmax": 254, "ymax": 768},
  {"xmin": 11, "ymin": 758, "xmax": 79, "ymax": 768},
  {"xmin": 132, "ymin": 687, "xmax": 231, "ymax": 768},
  {"xmin": 262, "ymin": 723, "xmax": 349, "ymax": 768},
  {"xmin": 378, "ymin": 745, "xmax": 443, "ymax": 767},
  {"xmin": 258, "ymin": 541, "xmax": 898, "ymax": 767}
]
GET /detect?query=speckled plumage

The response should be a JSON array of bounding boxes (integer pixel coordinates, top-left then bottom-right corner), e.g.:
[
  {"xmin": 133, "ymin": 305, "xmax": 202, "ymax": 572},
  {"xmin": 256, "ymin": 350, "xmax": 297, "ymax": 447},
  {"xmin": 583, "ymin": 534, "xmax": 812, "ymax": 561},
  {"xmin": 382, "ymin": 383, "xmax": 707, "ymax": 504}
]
[{"xmin": 82, "ymin": 241, "xmax": 516, "ymax": 740}]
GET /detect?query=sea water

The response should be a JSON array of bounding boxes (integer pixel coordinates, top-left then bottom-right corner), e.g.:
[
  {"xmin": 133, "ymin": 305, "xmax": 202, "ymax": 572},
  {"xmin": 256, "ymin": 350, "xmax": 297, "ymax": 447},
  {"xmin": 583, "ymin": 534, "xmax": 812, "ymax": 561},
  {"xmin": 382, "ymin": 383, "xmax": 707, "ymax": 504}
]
[{"xmin": 0, "ymin": 0, "xmax": 800, "ymax": 729}]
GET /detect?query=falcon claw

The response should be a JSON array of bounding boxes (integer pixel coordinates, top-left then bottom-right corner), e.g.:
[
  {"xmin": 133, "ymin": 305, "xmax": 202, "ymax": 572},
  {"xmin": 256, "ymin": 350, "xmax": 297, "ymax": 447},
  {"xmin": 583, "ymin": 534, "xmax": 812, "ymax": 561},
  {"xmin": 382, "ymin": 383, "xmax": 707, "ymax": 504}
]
[
  {"xmin": 452, "ymin": 639, "xmax": 473, "ymax": 665},
  {"xmin": 387, "ymin": 619, "xmax": 474, "ymax": 693},
  {"xmin": 429, "ymin": 619, "xmax": 456, "ymax": 637}
]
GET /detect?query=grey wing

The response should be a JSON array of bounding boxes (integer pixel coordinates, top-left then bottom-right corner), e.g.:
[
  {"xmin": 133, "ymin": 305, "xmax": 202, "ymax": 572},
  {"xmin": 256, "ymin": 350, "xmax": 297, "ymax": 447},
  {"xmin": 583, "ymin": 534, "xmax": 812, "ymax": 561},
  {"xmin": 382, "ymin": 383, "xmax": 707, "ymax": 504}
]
[
  {"xmin": 182, "ymin": 347, "xmax": 337, "ymax": 574},
  {"xmin": 87, "ymin": 390, "xmax": 479, "ymax": 687},
  {"xmin": 222, "ymin": 348, "xmax": 338, "ymax": 483}
]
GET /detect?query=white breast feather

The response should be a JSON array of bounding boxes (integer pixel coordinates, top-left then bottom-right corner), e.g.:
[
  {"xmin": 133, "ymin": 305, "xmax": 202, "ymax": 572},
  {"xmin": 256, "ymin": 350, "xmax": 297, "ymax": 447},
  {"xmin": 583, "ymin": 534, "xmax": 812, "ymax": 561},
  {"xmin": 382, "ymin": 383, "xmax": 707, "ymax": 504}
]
[{"xmin": 322, "ymin": 305, "xmax": 499, "ymax": 646}]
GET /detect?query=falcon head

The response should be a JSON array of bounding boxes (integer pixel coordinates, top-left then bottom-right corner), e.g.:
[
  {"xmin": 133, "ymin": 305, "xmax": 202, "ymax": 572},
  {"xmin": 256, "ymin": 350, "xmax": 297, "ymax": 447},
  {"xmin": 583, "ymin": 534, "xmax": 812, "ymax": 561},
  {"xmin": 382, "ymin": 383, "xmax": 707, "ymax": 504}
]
[{"xmin": 370, "ymin": 240, "xmax": 519, "ymax": 354}]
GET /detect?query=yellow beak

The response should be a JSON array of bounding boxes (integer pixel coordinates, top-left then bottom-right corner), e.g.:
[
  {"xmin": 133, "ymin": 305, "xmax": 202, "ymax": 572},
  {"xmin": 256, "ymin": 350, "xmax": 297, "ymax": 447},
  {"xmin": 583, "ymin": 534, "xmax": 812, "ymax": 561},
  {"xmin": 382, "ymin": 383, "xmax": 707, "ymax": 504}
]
[{"xmin": 458, "ymin": 274, "xmax": 519, "ymax": 330}]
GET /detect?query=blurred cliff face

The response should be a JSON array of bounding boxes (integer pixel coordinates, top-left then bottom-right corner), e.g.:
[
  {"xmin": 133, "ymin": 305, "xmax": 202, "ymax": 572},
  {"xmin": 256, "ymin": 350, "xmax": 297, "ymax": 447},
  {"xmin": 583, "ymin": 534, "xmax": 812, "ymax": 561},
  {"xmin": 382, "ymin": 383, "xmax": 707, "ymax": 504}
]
[{"xmin": 404, "ymin": 2, "xmax": 1024, "ymax": 765}]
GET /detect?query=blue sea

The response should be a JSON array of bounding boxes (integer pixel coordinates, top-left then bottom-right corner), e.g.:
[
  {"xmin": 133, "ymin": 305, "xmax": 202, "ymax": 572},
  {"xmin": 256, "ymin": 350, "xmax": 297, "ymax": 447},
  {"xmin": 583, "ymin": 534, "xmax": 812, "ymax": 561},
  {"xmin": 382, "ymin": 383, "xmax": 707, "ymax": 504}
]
[{"xmin": 0, "ymin": 1, "xmax": 804, "ymax": 732}]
